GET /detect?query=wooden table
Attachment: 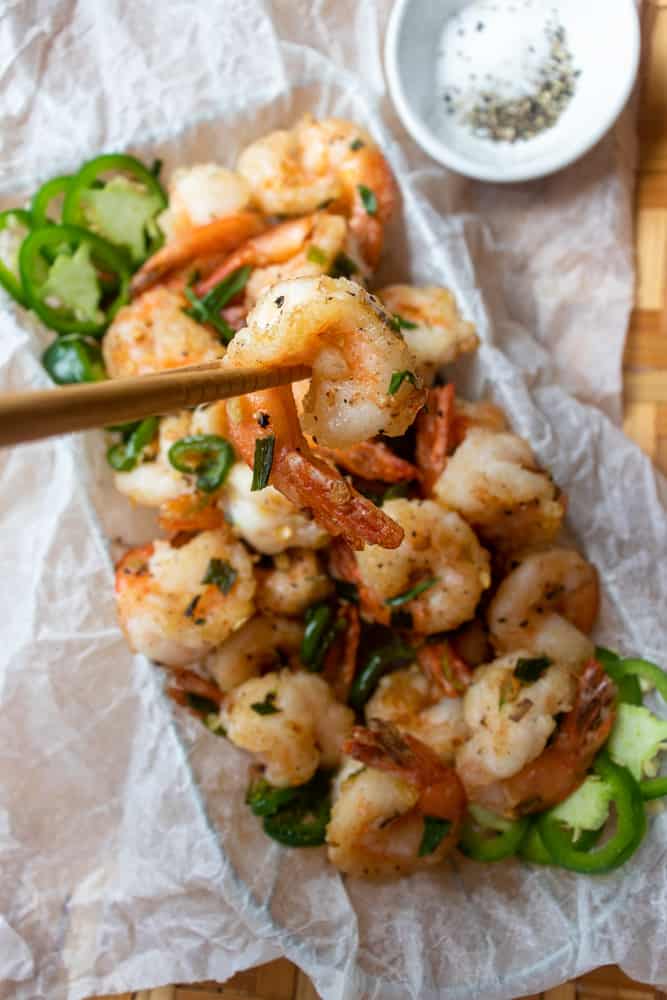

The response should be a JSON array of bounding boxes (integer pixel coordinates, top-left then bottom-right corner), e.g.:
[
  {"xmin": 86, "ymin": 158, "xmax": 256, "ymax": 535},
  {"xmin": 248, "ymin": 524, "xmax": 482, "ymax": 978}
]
[{"xmin": 92, "ymin": 4, "xmax": 667, "ymax": 999}]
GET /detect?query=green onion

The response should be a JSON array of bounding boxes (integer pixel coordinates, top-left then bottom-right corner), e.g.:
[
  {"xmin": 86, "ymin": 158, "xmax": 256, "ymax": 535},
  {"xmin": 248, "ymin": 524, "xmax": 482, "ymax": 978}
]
[
  {"xmin": 329, "ymin": 251, "xmax": 359, "ymax": 279},
  {"xmin": 251, "ymin": 691, "xmax": 280, "ymax": 716},
  {"xmin": 357, "ymin": 184, "xmax": 377, "ymax": 216},
  {"xmin": 388, "ymin": 370, "xmax": 418, "ymax": 395},
  {"xmin": 183, "ymin": 265, "xmax": 251, "ymax": 344},
  {"xmin": 202, "ymin": 558, "xmax": 237, "ymax": 595},
  {"xmin": 107, "ymin": 415, "xmax": 158, "ymax": 472},
  {"xmin": 391, "ymin": 313, "xmax": 418, "ymax": 331},
  {"xmin": 349, "ymin": 640, "xmax": 415, "ymax": 710},
  {"xmin": 251, "ymin": 435, "xmax": 275, "ymax": 491},
  {"xmin": 418, "ymin": 816, "xmax": 452, "ymax": 857},
  {"xmin": 385, "ymin": 577, "xmax": 438, "ymax": 608},
  {"xmin": 349, "ymin": 138, "xmax": 365, "ymax": 151},
  {"xmin": 306, "ymin": 245, "xmax": 328, "ymax": 266},
  {"xmin": 301, "ymin": 603, "xmax": 345, "ymax": 673},
  {"xmin": 514, "ymin": 656, "xmax": 552, "ymax": 683}
]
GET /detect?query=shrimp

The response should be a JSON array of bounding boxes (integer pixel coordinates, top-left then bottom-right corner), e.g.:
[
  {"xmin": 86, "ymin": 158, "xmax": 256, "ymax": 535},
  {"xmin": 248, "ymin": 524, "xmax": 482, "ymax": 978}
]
[
  {"xmin": 322, "ymin": 603, "xmax": 361, "ymax": 703},
  {"xmin": 159, "ymin": 164, "xmax": 253, "ymax": 242},
  {"xmin": 103, "ymin": 286, "xmax": 225, "ymax": 377},
  {"xmin": 237, "ymin": 115, "xmax": 397, "ymax": 267},
  {"xmin": 314, "ymin": 439, "xmax": 419, "ymax": 484},
  {"xmin": 205, "ymin": 614, "xmax": 303, "ymax": 692},
  {"xmin": 224, "ymin": 385, "xmax": 404, "ymax": 550},
  {"xmin": 114, "ymin": 529, "xmax": 255, "ymax": 666},
  {"xmin": 378, "ymin": 285, "xmax": 479, "ymax": 381},
  {"xmin": 434, "ymin": 428, "xmax": 566, "ymax": 554},
  {"xmin": 349, "ymin": 498, "xmax": 491, "ymax": 632},
  {"xmin": 221, "ymin": 669, "xmax": 354, "ymax": 787},
  {"xmin": 112, "ymin": 411, "xmax": 197, "ymax": 507},
  {"xmin": 365, "ymin": 665, "xmax": 470, "ymax": 762},
  {"xmin": 327, "ymin": 719, "xmax": 466, "ymax": 877},
  {"xmin": 256, "ymin": 548, "xmax": 333, "ymax": 617},
  {"xmin": 195, "ymin": 212, "xmax": 353, "ymax": 307},
  {"xmin": 224, "ymin": 275, "xmax": 426, "ymax": 448},
  {"xmin": 487, "ymin": 548, "xmax": 599, "ymax": 669},
  {"xmin": 458, "ymin": 659, "xmax": 616, "ymax": 817}
]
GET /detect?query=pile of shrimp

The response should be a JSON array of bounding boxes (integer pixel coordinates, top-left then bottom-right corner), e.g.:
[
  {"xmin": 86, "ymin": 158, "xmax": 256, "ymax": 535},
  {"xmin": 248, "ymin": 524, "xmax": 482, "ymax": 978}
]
[{"xmin": 107, "ymin": 115, "xmax": 614, "ymax": 879}]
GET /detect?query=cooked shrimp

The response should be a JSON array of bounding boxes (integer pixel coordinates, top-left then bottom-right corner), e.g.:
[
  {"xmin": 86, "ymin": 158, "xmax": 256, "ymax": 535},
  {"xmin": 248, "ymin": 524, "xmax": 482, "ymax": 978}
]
[
  {"xmin": 195, "ymin": 212, "xmax": 352, "ymax": 307},
  {"xmin": 114, "ymin": 529, "xmax": 255, "ymax": 666},
  {"xmin": 130, "ymin": 212, "xmax": 265, "ymax": 296},
  {"xmin": 327, "ymin": 719, "xmax": 466, "ymax": 877},
  {"xmin": 103, "ymin": 286, "xmax": 225, "ymax": 377},
  {"xmin": 365, "ymin": 665, "xmax": 469, "ymax": 762},
  {"xmin": 224, "ymin": 275, "xmax": 425, "ymax": 448},
  {"xmin": 314, "ymin": 439, "xmax": 419, "ymax": 484},
  {"xmin": 350, "ymin": 498, "xmax": 491, "ymax": 632},
  {"xmin": 222, "ymin": 669, "xmax": 354, "ymax": 786},
  {"xmin": 322, "ymin": 603, "xmax": 361, "ymax": 704},
  {"xmin": 458, "ymin": 659, "xmax": 616, "ymax": 817},
  {"xmin": 159, "ymin": 164, "xmax": 253, "ymax": 242},
  {"xmin": 434, "ymin": 428, "xmax": 565, "ymax": 553},
  {"xmin": 487, "ymin": 548, "xmax": 599, "ymax": 668},
  {"xmin": 414, "ymin": 384, "xmax": 456, "ymax": 496},
  {"xmin": 205, "ymin": 614, "xmax": 303, "ymax": 692},
  {"xmin": 237, "ymin": 115, "xmax": 397, "ymax": 267},
  {"xmin": 378, "ymin": 285, "xmax": 479, "ymax": 381},
  {"xmin": 224, "ymin": 385, "xmax": 404, "ymax": 550},
  {"xmin": 256, "ymin": 548, "xmax": 333, "ymax": 617},
  {"xmin": 113, "ymin": 411, "xmax": 195, "ymax": 507}
]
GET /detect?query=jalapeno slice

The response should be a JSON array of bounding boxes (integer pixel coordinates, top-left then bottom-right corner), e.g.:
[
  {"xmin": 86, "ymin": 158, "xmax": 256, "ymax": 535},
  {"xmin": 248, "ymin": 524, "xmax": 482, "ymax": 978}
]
[
  {"xmin": 31, "ymin": 175, "xmax": 72, "ymax": 227},
  {"xmin": 167, "ymin": 434, "xmax": 235, "ymax": 493},
  {"xmin": 519, "ymin": 822, "xmax": 601, "ymax": 865},
  {"xmin": 0, "ymin": 208, "xmax": 32, "ymax": 306},
  {"xmin": 596, "ymin": 647, "xmax": 642, "ymax": 705},
  {"xmin": 42, "ymin": 334, "xmax": 106, "ymax": 384},
  {"xmin": 63, "ymin": 153, "xmax": 167, "ymax": 264},
  {"xmin": 246, "ymin": 774, "xmax": 300, "ymax": 817},
  {"xmin": 107, "ymin": 416, "xmax": 159, "ymax": 472},
  {"xmin": 537, "ymin": 753, "xmax": 646, "ymax": 874},
  {"xmin": 262, "ymin": 771, "xmax": 332, "ymax": 847},
  {"xmin": 459, "ymin": 807, "xmax": 529, "ymax": 862},
  {"xmin": 19, "ymin": 224, "xmax": 130, "ymax": 335}
]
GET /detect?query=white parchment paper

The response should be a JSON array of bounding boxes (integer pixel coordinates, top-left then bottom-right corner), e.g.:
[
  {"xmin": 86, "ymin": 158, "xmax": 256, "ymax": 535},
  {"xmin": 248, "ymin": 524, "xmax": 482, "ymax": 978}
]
[{"xmin": 1, "ymin": 2, "xmax": 665, "ymax": 998}]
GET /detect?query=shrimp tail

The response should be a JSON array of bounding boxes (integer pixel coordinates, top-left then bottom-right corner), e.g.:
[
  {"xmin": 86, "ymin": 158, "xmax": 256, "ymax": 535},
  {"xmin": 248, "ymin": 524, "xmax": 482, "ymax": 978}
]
[
  {"xmin": 415, "ymin": 384, "xmax": 455, "ymax": 496},
  {"xmin": 158, "ymin": 493, "xmax": 225, "ymax": 536},
  {"xmin": 417, "ymin": 639, "xmax": 473, "ymax": 698},
  {"xmin": 557, "ymin": 658, "xmax": 616, "ymax": 760},
  {"xmin": 323, "ymin": 603, "xmax": 361, "ymax": 702},
  {"xmin": 316, "ymin": 440, "xmax": 419, "ymax": 484},
  {"xmin": 163, "ymin": 666, "xmax": 225, "ymax": 706}
]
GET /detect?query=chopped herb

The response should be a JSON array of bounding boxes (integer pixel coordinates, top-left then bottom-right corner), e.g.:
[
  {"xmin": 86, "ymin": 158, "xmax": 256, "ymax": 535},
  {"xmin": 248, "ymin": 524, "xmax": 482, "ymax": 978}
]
[
  {"xmin": 183, "ymin": 265, "xmax": 252, "ymax": 344},
  {"xmin": 357, "ymin": 184, "xmax": 377, "ymax": 216},
  {"xmin": 184, "ymin": 594, "xmax": 201, "ymax": 618},
  {"xmin": 306, "ymin": 244, "xmax": 328, "ymax": 267},
  {"xmin": 150, "ymin": 158, "xmax": 163, "ymax": 178},
  {"xmin": 186, "ymin": 692, "xmax": 220, "ymax": 716},
  {"xmin": 202, "ymin": 558, "xmax": 238, "ymax": 595},
  {"xmin": 418, "ymin": 816, "xmax": 452, "ymax": 857},
  {"xmin": 385, "ymin": 577, "xmax": 438, "ymax": 608},
  {"xmin": 251, "ymin": 434, "xmax": 275, "ymax": 491},
  {"xmin": 390, "ymin": 312, "xmax": 418, "ymax": 331},
  {"xmin": 388, "ymin": 370, "xmax": 418, "ymax": 395},
  {"xmin": 329, "ymin": 251, "xmax": 359, "ymax": 279},
  {"xmin": 251, "ymin": 691, "xmax": 280, "ymax": 716},
  {"xmin": 106, "ymin": 415, "xmax": 158, "ymax": 472},
  {"xmin": 515, "ymin": 656, "xmax": 552, "ymax": 683},
  {"xmin": 349, "ymin": 138, "xmax": 365, "ymax": 151},
  {"xmin": 301, "ymin": 603, "xmax": 345, "ymax": 673}
]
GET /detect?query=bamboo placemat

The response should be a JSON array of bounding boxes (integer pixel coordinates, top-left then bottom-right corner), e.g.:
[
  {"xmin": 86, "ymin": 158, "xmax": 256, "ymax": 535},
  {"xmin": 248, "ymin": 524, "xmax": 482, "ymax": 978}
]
[{"xmin": 89, "ymin": 4, "xmax": 667, "ymax": 999}]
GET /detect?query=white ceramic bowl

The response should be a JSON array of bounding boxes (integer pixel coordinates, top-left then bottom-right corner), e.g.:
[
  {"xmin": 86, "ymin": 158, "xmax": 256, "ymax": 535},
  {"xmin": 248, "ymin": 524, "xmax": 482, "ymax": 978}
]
[{"xmin": 385, "ymin": 0, "xmax": 640, "ymax": 183}]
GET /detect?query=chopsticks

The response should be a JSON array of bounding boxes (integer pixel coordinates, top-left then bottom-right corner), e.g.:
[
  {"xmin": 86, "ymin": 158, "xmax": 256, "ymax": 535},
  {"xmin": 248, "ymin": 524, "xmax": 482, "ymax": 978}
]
[{"xmin": 0, "ymin": 361, "xmax": 311, "ymax": 448}]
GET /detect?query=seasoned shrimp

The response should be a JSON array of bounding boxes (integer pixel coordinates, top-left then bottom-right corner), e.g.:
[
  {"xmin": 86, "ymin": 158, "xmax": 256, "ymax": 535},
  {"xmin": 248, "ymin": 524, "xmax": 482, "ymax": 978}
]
[
  {"xmin": 378, "ymin": 285, "xmax": 479, "ymax": 381},
  {"xmin": 350, "ymin": 498, "xmax": 491, "ymax": 632},
  {"xmin": 237, "ymin": 115, "xmax": 397, "ymax": 267},
  {"xmin": 113, "ymin": 411, "xmax": 196, "ymax": 507},
  {"xmin": 205, "ymin": 614, "xmax": 303, "ymax": 692},
  {"xmin": 103, "ymin": 286, "xmax": 224, "ymax": 377},
  {"xmin": 487, "ymin": 548, "xmax": 599, "ymax": 668},
  {"xmin": 314, "ymin": 439, "xmax": 419, "ymax": 484},
  {"xmin": 366, "ymin": 665, "xmax": 469, "ymax": 762},
  {"xmin": 159, "ymin": 164, "xmax": 253, "ymax": 242},
  {"xmin": 256, "ymin": 548, "xmax": 333, "ymax": 617},
  {"xmin": 224, "ymin": 275, "xmax": 426, "ymax": 448},
  {"xmin": 222, "ymin": 669, "xmax": 354, "ymax": 786},
  {"xmin": 115, "ymin": 529, "xmax": 255, "ymax": 666},
  {"xmin": 434, "ymin": 428, "xmax": 565, "ymax": 553},
  {"xmin": 327, "ymin": 719, "xmax": 466, "ymax": 877},
  {"xmin": 458, "ymin": 659, "xmax": 616, "ymax": 817},
  {"xmin": 224, "ymin": 385, "xmax": 404, "ymax": 550}
]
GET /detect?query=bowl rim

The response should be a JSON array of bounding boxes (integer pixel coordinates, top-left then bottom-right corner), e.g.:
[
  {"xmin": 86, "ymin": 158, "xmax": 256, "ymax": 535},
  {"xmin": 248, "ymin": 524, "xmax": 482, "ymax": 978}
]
[{"xmin": 384, "ymin": 0, "xmax": 641, "ymax": 183}]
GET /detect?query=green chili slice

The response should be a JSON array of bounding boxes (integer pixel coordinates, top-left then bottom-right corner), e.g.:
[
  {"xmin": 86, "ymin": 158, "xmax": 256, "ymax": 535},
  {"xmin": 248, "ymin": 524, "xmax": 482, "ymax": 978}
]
[
  {"xmin": 167, "ymin": 434, "xmax": 234, "ymax": 493},
  {"xmin": 349, "ymin": 639, "xmax": 415, "ymax": 711},
  {"xmin": 63, "ymin": 153, "xmax": 167, "ymax": 264},
  {"xmin": 0, "ymin": 209, "xmax": 32, "ymax": 306},
  {"xmin": 20, "ymin": 224, "xmax": 130, "ymax": 335},
  {"xmin": 519, "ymin": 822, "xmax": 600, "ymax": 865},
  {"xmin": 31, "ymin": 175, "xmax": 72, "ymax": 227},
  {"xmin": 262, "ymin": 771, "xmax": 332, "ymax": 847},
  {"xmin": 616, "ymin": 657, "xmax": 667, "ymax": 703},
  {"xmin": 251, "ymin": 434, "xmax": 275, "ymax": 491},
  {"xmin": 460, "ymin": 807, "xmax": 529, "ymax": 862},
  {"xmin": 537, "ymin": 753, "xmax": 646, "ymax": 874},
  {"xmin": 183, "ymin": 265, "xmax": 252, "ymax": 344},
  {"xmin": 246, "ymin": 774, "xmax": 300, "ymax": 817},
  {"xmin": 42, "ymin": 334, "xmax": 106, "ymax": 384},
  {"xmin": 107, "ymin": 415, "xmax": 158, "ymax": 472},
  {"xmin": 595, "ymin": 646, "xmax": 642, "ymax": 705},
  {"xmin": 385, "ymin": 577, "xmax": 437, "ymax": 608}
]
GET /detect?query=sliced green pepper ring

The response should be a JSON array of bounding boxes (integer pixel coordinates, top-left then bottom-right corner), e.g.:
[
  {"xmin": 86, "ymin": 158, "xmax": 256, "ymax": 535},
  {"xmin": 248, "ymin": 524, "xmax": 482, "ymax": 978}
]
[
  {"xmin": 246, "ymin": 775, "xmax": 300, "ymax": 817},
  {"xmin": 262, "ymin": 771, "xmax": 332, "ymax": 847},
  {"xmin": 617, "ymin": 657, "xmax": 667, "ymax": 703},
  {"xmin": 31, "ymin": 175, "xmax": 72, "ymax": 228},
  {"xmin": 19, "ymin": 224, "xmax": 130, "ymax": 335},
  {"xmin": 0, "ymin": 208, "xmax": 32, "ymax": 306},
  {"xmin": 537, "ymin": 753, "xmax": 646, "ymax": 874},
  {"xmin": 167, "ymin": 434, "xmax": 235, "ymax": 493},
  {"xmin": 595, "ymin": 647, "xmax": 642, "ymax": 705},
  {"xmin": 42, "ymin": 334, "xmax": 106, "ymax": 385},
  {"xmin": 519, "ymin": 822, "xmax": 601, "ymax": 865},
  {"xmin": 107, "ymin": 416, "xmax": 159, "ymax": 472},
  {"xmin": 63, "ymin": 153, "xmax": 167, "ymax": 264},
  {"xmin": 639, "ymin": 776, "xmax": 667, "ymax": 801},
  {"xmin": 459, "ymin": 809, "xmax": 529, "ymax": 862}
]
